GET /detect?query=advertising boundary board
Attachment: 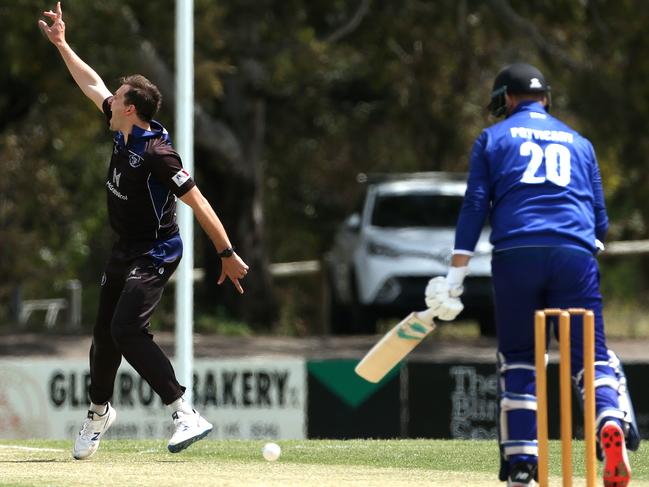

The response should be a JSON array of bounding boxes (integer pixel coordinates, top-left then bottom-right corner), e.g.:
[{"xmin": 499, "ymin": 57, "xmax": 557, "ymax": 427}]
[
  {"xmin": 2, "ymin": 357, "xmax": 647, "ymax": 441},
  {"xmin": 307, "ymin": 359, "xmax": 402, "ymax": 438},
  {"xmin": 0, "ymin": 358, "xmax": 306, "ymax": 440},
  {"xmin": 306, "ymin": 359, "xmax": 649, "ymax": 440}
]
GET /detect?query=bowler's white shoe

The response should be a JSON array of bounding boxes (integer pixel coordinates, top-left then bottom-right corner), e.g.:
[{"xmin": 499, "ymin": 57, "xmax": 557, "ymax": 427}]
[
  {"xmin": 167, "ymin": 409, "xmax": 213, "ymax": 453},
  {"xmin": 72, "ymin": 403, "xmax": 116, "ymax": 460}
]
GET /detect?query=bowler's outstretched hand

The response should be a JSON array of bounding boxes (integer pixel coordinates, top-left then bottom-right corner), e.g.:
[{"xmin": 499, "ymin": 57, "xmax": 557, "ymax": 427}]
[
  {"xmin": 218, "ymin": 253, "xmax": 249, "ymax": 294},
  {"xmin": 38, "ymin": 2, "xmax": 66, "ymax": 45}
]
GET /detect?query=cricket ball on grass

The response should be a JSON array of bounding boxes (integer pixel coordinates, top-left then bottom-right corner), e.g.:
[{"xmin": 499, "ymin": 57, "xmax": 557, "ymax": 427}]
[{"xmin": 262, "ymin": 442, "xmax": 281, "ymax": 461}]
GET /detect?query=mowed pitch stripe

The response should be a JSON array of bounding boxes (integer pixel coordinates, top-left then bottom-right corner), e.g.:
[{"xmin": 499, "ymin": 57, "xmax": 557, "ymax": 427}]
[{"xmin": 0, "ymin": 444, "xmax": 65, "ymax": 452}]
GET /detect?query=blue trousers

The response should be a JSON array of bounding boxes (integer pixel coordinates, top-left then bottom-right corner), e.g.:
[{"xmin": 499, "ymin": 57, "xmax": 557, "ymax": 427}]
[{"xmin": 491, "ymin": 246, "xmax": 623, "ymax": 468}]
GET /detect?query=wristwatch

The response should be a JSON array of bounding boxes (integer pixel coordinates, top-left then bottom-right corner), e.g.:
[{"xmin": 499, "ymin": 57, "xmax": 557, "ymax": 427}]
[{"xmin": 218, "ymin": 247, "xmax": 234, "ymax": 258}]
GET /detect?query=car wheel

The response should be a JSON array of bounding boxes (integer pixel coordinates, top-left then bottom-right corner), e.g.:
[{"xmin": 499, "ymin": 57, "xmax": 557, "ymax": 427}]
[
  {"xmin": 478, "ymin": 309, "xmax": 497, "ymax": 337},
  {"xmin": 350, "ymin": 303, "xmax": 377, "ymax": 334}
]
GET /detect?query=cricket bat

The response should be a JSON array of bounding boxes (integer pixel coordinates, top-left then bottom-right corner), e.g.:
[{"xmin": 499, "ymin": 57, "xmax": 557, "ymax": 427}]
[{"xmin": 355, "ymin": 308, "xmax": 436, "ymax": 383}]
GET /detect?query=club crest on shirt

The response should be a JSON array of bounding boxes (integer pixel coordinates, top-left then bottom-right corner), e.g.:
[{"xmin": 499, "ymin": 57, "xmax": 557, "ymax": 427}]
[{"xmin": 128, "ymin": 151, "xmax": 143, "ymax": 168}]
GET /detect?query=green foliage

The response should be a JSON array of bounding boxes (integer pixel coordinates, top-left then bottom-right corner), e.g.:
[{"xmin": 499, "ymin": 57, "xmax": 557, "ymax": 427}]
[
  {"xmin": 195, "ymin": 308, "xmax": 253, "ymax": 336},
  {"xmin": 274, "ymin": 274, "xmax": 323, "ymax": 336},
  {"xmin": 3, "ymin": 0, "xmax": 649, "ymax": 329}
]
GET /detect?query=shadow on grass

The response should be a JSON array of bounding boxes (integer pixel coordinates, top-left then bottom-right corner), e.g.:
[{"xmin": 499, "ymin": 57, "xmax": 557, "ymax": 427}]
[{"xmin": 0, "ymin": 459, "xmax": 59, "ymax": 463}]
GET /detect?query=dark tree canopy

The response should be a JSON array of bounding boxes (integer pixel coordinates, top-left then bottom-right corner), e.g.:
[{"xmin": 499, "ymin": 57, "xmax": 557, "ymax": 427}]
[{"xmin": 2, "ymin": 0, "xmax": 649, "ymax": 328}]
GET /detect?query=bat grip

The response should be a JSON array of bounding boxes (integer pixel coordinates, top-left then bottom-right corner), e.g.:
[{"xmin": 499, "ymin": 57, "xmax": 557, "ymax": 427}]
[{"xmin": 415, "ymin": 308, "xmax": 436, "ymax": 324}]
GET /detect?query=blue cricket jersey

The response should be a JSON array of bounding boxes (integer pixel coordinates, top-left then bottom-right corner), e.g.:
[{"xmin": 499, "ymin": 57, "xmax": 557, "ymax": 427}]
[{"xmin": 454, "ymin": 101, "xmax": 608, "ymax": 255}]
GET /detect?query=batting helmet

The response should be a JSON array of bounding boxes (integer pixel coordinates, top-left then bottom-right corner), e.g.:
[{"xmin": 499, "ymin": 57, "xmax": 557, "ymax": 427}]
[{"xmin": 487, "ymin": 63, "xmax": 551, "ymax": 117}]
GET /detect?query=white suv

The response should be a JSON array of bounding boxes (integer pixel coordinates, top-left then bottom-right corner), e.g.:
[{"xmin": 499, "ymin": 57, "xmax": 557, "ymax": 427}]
[{"xmin": 323, "ymin": 172, "xmax": 495, "ymax": 335}]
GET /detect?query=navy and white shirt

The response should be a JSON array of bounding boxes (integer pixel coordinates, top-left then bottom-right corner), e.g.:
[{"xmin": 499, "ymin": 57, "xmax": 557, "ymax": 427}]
[
  {"xmin": 102, "ymin": 98, "xmax": 195, "ymax": 247},
  {"xmin": 455, "ymin": 101, "xmax": 608, "ymax": 255}
]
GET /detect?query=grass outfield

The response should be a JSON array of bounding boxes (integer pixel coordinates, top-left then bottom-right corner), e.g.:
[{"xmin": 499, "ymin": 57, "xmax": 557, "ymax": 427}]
[{"xmin": 0, "ymin": 439, "xmax": 647, "ymax": 486}]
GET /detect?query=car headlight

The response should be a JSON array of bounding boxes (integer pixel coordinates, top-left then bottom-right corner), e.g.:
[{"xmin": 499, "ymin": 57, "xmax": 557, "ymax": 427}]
[{"xmin": 367, "ymin": 241, "xmax": 401, "ymax": 257}]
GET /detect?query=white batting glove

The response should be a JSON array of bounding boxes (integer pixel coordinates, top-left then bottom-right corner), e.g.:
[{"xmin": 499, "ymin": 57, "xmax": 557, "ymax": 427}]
[
  {"xmin": 424, "ymin": 266, "xmax": 469, "ymax": 321},
  {"xmin": 446, "ymin": 266, "xmax": 469, "ymax": 296}
]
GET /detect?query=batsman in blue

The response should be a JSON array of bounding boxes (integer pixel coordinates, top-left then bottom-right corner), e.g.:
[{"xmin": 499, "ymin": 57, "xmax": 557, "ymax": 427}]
[{"xmin": 425, "ymin": 63, "xmax": 639, "ymax": 487}]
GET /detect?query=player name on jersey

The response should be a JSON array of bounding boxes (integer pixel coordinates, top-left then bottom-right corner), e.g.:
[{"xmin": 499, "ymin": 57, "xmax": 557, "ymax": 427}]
[
  {"xmin": 509, "ymin": 126, "xmax": 574, "ymax": 144},
  {"xmin": 509, "ymin": 127, "xmax": 574, "ymax": 144}
]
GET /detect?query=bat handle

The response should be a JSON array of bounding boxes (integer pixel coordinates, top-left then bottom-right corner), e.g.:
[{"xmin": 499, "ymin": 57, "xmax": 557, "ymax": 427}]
[{"xmin": 415, "ymin": 308, "xmax": 436, "ymax": 324}]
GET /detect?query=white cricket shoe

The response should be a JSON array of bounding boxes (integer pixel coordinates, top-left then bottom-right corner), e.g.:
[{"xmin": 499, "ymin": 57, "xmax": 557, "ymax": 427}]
[
  {"xmin": 167, "ymin": 409, "xmax": 213, "ymax": 453},
  {"xmin": 507, "ymin": 462, "xmax": 537, "ymax": 487},
  {"xmin": 72, "ymin": 403, "xmax": 116, "ymax": 460}
]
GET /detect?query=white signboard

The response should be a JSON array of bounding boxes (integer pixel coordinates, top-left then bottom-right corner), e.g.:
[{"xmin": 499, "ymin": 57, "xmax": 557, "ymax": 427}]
[{"xmin": 0, "ymin": 358, "xmax": 306, "ymax": 440}]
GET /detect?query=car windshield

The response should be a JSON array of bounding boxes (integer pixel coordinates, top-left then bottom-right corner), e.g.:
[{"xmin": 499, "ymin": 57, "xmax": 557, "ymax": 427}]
[{"xmin": 371, "ymin": 193, "xmax": 463, "ymax": 228}]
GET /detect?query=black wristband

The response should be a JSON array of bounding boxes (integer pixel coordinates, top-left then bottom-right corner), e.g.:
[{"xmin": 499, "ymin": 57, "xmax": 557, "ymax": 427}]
[{"xmin": 218, "ymin": 247, "xmax": 234, "ymax": 258}]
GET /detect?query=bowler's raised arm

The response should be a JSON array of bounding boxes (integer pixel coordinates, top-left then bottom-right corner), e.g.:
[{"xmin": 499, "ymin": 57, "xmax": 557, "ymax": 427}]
[{"xmin": 39, "ymin": 2, "xmax": 112, "ymax": 110}]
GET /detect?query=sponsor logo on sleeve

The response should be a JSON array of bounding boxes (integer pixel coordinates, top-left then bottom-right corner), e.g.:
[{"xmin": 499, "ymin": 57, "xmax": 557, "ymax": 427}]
[{"xmin": 172, "ymin": 169, "xmax": 191, "ymax": 187}]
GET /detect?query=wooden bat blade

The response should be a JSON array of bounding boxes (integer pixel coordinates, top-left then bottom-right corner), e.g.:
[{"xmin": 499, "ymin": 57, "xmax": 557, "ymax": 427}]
[{"xmin": 354, "ymin": 308, "xmax": 436, "ymax": 383}]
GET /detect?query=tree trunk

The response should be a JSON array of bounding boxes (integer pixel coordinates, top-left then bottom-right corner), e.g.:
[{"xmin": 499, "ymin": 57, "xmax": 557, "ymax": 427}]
[
  {"xmin": 199, "ymin": 74, "xmax": 277, "ymax": 327},
  {"xmin": 123, "ymin": 8, "xmax": 278, "ymax": 327}
]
